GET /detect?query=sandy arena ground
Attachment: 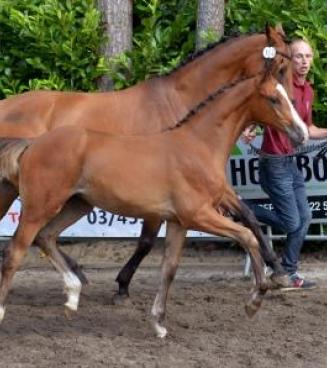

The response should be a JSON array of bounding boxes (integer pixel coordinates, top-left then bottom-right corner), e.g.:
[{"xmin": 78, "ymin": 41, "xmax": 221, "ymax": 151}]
[{"xmin": 0, "ymin": 240, "xmax": 326, "ymax": 368}]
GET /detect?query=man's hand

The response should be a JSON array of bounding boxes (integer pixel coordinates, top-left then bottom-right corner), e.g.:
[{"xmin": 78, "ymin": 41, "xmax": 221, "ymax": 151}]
[{"xmin": 242, "ymin": 124, "xmax": 257, "ymax": 144}]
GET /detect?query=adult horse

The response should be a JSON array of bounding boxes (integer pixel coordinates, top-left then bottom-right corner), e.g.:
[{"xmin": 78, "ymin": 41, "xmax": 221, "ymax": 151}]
[
  {"xmin": 0, "ymin": 25, "xmax": 292, "ymax": 297},
  {"xmin": 0, "ymin": 69, "xmax": 308, "ymax": 337}
]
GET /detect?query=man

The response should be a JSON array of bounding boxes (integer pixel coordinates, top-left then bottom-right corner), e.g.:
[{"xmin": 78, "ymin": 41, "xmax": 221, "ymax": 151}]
[{"xmin": 243, "ymin": 39, "xmax": 327, "ymax": 289}]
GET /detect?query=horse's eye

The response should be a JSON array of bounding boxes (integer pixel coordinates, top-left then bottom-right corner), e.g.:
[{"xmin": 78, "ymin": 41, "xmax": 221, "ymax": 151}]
[{"xmin": 268, "ymin": 96, "xmax": 280, "ymax": 105}]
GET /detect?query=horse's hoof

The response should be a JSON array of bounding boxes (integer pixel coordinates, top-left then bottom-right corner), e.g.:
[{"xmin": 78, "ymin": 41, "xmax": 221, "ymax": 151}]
[
  {"xmin": 151, "ymin": 319, "xmax": 168, "ymax": 338},
  {"xmin": 245, "ymin": 287, "xmax": 266, "ymax": 318},
  {"xmin": 64, "ymin": 306, "xmax": 76, "ymax": 320},
  {"xmin": 112, "ymin": 293, "xmax": 132, "ymax": 306},
  {"xmin": 156, "ymin": 326, "xmax": 168, "ymax": 339},
  {"xmin": 0, "ymin": 305, "xmax": 5, "ymax": 323},
  {"xmin": 245, "ymin": 304, "xmax": 259, "ymax": 318},
  {"xmin": 270, "ymin": 273, "xmax": 290, "ymax": 289}
]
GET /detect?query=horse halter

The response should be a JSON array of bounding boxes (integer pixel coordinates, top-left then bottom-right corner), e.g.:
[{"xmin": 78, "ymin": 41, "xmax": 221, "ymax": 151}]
[
  {"xmin": 262, "ymin": 40, "xmax": 292, "ymax": 73},
  {"xmin": 263, "ymin": 46, "xmax": 291, "ymax": 61}
]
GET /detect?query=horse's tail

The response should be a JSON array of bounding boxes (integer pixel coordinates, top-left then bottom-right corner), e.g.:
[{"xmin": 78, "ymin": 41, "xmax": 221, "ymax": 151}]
[{"xmin": 0, "ymin": 137, "xmax": 31, "ymax": 183}]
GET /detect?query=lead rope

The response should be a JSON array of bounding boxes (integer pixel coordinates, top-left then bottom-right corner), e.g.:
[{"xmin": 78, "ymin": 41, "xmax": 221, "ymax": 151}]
[{"xmin": 248, "ymin": 140, "xmax": 327, "ymax": 161}]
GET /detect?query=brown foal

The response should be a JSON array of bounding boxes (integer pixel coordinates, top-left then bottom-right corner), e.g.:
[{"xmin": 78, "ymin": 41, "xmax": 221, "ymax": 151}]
[
  {"xmin": 0, "ymin": 71, "xmax": 308, "ymax": 337},
  {"xmin": 0, "ymin": 25, "xmax": 292, "ymax": 296}
]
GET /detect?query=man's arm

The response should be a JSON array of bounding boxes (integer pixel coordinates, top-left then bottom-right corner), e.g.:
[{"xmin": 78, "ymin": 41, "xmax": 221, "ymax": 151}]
[{"xmin": 308, "ymin": 124, "xmax": 327, "ymax": 139}]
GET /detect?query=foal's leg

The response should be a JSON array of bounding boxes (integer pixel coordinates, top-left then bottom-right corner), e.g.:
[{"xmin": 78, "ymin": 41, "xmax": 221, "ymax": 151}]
[
  {"xmin": 0, "ymin": 215, "xmax": 52, "ymax": 322},
  {"xmin": 35, "ymin": 234, "xmax": 83, "ymax": 313},
  {"xmin": 189, "ymin": 206, "xmax": 268, "ymax": 318},
  {"xmin": 34, "ymin": 197, "xmax": 92, "ymax": 286},
  {"xmin": 114, "ymin": 217, "xmax": 162, "ymax": 301},
  {"xmin": 0, "ymin": 181, "xmax": 88, "ymax": 285},
  {"xmin": 219, "ymin": 186, "xmax": 288, "ymax": 287},
  {"xmin": 150, "ymin": 221, "xmax": 186, "ymax": 338}
]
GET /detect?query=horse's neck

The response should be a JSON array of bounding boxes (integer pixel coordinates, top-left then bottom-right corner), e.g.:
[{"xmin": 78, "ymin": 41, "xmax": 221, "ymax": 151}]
[
  {"xmin": 184, "ymin": 78, "xmax": 256, "ymax": 164},
  {"xmin": 164, "ymin": 35, "xmax": 264, "ymax": 119}
]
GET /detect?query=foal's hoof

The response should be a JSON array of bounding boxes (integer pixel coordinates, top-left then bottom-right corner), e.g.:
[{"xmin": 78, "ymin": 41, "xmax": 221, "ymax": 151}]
[
  {"xmin": 245, "ymin": 287, "xmax": 267, "ymax": 318},
  {"xmin": 112, "ymin": 293, "xmax": 132, "ymax": 306},
  {"xmin": 0, "ymin": 305, "xmax": 5, "ymax": 323},
  {"xmin": 150, "ymin": 318, "xmax": 168, "ymax": 338},
  {"xmin": 245, "ymin": 297, "xmax": 263, "ymax": 318},
  {"xmin": 270, "ymin": 272, "xmax": 290, "ymax": 289},
  {"xmin": 156, "ymin": 325, "xmax": 168, "ymax": 339},
  {"xmin": 64, "ymin": 306, "xmax": 76, "ymax": 320}
]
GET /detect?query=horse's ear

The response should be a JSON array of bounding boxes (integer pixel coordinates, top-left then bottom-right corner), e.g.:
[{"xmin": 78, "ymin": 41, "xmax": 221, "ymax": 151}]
[
  {"xmin": 261, "ymin": 69, "xmax": 272, "ymax": 84},
  {"xmin": 275, "ymin": 23, "xmax": 285, "ymax": 36},
  {"xmin": 265, "ymin": 23, "xmax": 272, "ymax": 44}
]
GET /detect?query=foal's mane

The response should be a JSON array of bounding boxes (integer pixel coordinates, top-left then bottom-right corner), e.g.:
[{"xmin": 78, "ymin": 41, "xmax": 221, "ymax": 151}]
[{"xmin": 164, "ymin": 74, "xmax": 259, "ymax": 132}]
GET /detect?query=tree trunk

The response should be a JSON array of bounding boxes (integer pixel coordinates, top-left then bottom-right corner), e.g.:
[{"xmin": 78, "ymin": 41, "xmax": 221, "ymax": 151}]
[
  {"xmin": 196, "ymin": 0, "xmax": 225, "ymax": 50},
  {"xmin": 97, "ymin": 0, "xmax": 133, "ymax": 90}
]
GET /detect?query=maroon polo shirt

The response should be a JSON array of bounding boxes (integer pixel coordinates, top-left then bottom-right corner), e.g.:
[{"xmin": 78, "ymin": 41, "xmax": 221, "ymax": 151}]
[{"xmin": 261, "ymin": 75, "xmax": 313, "ymax": 154}]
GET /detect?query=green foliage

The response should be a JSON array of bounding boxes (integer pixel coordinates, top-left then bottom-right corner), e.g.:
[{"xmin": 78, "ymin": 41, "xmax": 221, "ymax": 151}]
[
  {"xmin": 225, "ymin": 0, "xmax": 327, "ymax": 126},
  {"xmin": 107, "ymin": 0, "xmax": 196, "ymax": 89},
  {"xmin": 0, "ymin": 0, "xmax": 106, "ymax": 97},
  {"xmin": 2, "ymin": 0, "xmax": 326, "ymax": 127}
]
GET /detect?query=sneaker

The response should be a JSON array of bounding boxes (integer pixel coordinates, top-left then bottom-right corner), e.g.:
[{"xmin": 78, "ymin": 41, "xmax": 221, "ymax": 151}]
[{"xmin": 281, "ymin": 274, "xmax": 317, "ymax": 291}]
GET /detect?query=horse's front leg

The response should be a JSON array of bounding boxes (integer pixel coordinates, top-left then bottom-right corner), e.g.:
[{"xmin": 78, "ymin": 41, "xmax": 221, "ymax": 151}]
[
  {"xmin": 114, "ymin": 217, "xmax": 162, "ymax": 303},
  {"xmin": 189, "ymin": 205, "xmax": 268, "ymax": 318},
  {"xmin": 0, "ymin": 217, "xmax": 48, "ymax": 322},
  {"xmin": 150, "ymin": 221, "xmax": 186, "ymax": 338},
  {"xmin": 237, "ymin": 200, "xmax": 289, "ymax": 287}
]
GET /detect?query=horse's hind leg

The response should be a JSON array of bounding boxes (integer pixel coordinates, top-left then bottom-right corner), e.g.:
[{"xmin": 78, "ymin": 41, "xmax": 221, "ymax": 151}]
[
  {"xmin": 220, "ymin": 186, "xmax": 288, "ymax": 287},
  {"xmin": 150, "ymin": 221, "xmax": 186, "ymax": 338},
  {"xmin": 188, "ymin": 206, "xmax": 268, "ymax": 318},
  {"xmin": 114, "ymin": 217, "xmax": 161, "ymax": 301},
  {"xmin": 237, "ymin": 200, "xmax": 288, "ymax": 287},
  {"xmin": 34, "ymin": 197, "xmax": 92, "ymax": 286},
  {"xmin": 35, "ymin": 234, "xmax": 83, "ymax": 314}
]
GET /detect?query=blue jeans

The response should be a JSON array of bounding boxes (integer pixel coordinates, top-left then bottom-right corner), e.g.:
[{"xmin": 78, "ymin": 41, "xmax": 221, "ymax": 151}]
[{"xmin": 245, "ymin": 157, "xmax": 312, "ymax": 275}]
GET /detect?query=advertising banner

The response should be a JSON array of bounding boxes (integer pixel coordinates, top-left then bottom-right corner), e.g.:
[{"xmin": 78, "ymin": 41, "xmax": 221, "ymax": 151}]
[{"xmin": 228, "ymin": 136, "xmax": 327, "ymax": 219}]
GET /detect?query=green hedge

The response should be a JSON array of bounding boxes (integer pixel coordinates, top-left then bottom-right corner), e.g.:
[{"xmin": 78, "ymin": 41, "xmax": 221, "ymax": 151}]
[
  {"xmin": 1, "ymin": 0, "xmax": 326, "ymax": 126},
  {"xmin": 0, "ymin": 0, "xmax": 106, "ymax": 97},
  {"xmin": 108, "ymin": 0, "xmax": 196, "ymax": 89}
]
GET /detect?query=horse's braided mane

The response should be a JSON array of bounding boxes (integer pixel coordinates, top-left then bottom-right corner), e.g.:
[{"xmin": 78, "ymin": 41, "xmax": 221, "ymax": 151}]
[{"xmin": 164, "ymin": 73, "xmax": 259, "ymax": 132}]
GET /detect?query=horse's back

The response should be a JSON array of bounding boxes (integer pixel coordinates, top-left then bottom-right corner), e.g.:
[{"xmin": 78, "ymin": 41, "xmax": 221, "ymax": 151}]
[
  {"xmin": 0, "ymin": 90, "xmax": 87, "ymax": 137},
  {"xmin": 0, "ymin": 80, "xmax": 166, "ymax": 136}
]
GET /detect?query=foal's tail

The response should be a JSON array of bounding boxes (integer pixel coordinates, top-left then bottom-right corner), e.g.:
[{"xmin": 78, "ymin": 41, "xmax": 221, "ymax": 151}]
[{"xmin": 0, "ymin": 137, "xmax": 31, "ymax": 183}]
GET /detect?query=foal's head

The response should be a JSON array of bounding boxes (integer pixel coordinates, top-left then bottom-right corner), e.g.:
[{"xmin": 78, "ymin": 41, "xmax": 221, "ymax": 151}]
[{"xmin": 250, "ymin": 73, "xmax": 308, "ymax": 145}]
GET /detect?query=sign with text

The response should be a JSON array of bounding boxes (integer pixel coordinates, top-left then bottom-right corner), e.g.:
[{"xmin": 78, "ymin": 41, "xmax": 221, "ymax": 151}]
[{"xmin": 227, "ymin": 136, "xmax": 327, "ymax": 219}]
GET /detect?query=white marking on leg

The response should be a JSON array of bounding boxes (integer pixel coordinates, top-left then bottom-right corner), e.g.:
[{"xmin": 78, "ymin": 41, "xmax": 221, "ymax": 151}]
[
  {"xmin": 63, "ymin": 271, "xmax": 82, "ymax": 311},
  {"xmin": 0, "ymin": 305, "xmax": 5, "ymax": 322},
  {"xmin": 150, "ymin": 296, "xmax": 168, "ymax": 338},
  {"xmin": 276, "ymin": 83, "xmax": 309, "ymax": 142}
]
